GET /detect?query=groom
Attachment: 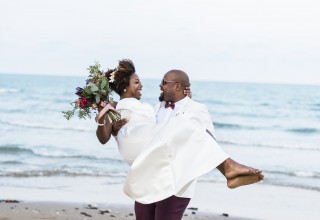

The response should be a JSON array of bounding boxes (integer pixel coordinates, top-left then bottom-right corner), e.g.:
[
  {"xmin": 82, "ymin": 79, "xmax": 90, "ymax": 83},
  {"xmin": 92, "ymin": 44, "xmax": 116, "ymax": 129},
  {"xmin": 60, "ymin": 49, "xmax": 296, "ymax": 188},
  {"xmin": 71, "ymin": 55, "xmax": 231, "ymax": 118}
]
[
  {"xmin": 133, "ymin": 69, "xmax": 219, "ymax": 220},
  {"xmin": 117, "ymin": 70, "xmax": 263, "ymax": 220},
  {"xmin": 131, "ymin": 70, "xmax": 263, "ymax": 220}
]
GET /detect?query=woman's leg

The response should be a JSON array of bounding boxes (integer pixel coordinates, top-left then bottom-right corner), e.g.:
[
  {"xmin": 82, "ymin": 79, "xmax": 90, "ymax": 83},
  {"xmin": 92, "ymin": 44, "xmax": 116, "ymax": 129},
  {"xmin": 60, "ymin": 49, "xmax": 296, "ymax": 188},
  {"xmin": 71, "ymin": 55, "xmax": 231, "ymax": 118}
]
[
  {"xmin": 217, "ymin": 158, "xmax": 261, "ymax": 179},
  {"xmin": 227, "ymin": 173, "xmax": 264, "ymax": 189},
  {"xmin": 217, "ymin": 158, "xmax": 264, "ymax": 188}
]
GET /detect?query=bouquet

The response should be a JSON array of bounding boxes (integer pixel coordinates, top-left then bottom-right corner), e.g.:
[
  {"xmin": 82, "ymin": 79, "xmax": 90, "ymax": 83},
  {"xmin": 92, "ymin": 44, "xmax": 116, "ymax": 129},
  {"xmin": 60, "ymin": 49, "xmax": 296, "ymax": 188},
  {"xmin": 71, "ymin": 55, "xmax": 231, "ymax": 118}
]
[{"xmin": 62, "ymin": 62, "xmax": 121, "ymax": 123}]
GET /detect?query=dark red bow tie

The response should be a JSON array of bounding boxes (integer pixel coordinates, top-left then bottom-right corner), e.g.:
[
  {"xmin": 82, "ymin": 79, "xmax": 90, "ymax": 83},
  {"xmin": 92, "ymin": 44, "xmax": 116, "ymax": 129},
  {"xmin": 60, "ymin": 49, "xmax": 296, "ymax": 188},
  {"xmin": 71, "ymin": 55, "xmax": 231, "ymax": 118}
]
[{"xmin": 165, "ymin": 102, "xmax": 175, "ymax": 109}]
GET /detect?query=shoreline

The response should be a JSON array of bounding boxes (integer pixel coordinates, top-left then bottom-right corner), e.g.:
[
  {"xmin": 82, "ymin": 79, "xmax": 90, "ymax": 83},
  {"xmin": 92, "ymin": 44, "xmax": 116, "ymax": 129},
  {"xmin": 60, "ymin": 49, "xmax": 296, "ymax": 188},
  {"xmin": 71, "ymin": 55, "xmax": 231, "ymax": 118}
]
[{"xmin": 1, "ymin": 182, "xmax": 319, "ymax": 220}]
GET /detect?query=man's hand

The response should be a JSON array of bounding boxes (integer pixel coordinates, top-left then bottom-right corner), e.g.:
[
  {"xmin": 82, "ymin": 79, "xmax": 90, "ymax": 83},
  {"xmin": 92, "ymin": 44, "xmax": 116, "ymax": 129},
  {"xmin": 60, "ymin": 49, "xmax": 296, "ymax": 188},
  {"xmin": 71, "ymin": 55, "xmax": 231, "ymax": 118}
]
[{"xmin": 111, "ymin": 119, "xmax": 128, "ymax": 136}]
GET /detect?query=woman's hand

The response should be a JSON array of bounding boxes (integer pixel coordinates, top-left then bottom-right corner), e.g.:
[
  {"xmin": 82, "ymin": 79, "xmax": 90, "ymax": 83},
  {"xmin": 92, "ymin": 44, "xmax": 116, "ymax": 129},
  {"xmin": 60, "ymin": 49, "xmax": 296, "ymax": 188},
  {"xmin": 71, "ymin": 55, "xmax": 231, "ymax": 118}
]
[
  {"xmin": 184, "ymin": 87, "xmax": 192, "ymax": 98},
  {"xmin": 111, "ymin": 119, "xmax": 128, "ymax": 136},
  {"xmin": 96, "ymin": 101, "xmax": 118, "ymax": 144}
]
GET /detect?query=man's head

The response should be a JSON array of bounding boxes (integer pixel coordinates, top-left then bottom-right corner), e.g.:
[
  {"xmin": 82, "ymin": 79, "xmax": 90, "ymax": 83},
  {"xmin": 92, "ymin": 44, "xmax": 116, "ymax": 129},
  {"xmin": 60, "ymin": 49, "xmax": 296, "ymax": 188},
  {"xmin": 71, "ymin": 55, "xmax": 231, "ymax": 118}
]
[{"xmin": 159, "ymin": 69, "xmax": 190, "ymax": 102}]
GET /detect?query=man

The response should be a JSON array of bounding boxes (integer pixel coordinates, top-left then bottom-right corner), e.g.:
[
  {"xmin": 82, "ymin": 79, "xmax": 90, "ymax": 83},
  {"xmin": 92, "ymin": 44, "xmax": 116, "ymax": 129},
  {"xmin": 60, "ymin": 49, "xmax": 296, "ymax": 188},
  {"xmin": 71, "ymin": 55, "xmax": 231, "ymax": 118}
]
[{"xmin": 124, "ymin": 70, "xmax": 263, "ymax": 220}]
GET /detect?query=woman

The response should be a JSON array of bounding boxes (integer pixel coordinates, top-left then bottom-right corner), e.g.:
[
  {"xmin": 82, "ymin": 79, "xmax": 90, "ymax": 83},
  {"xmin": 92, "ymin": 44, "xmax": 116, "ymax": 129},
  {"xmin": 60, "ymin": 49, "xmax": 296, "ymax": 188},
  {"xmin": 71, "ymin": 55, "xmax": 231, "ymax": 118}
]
[{"xmin": 96, "ymin": 59, "xmax": 263, "ymax": 216}]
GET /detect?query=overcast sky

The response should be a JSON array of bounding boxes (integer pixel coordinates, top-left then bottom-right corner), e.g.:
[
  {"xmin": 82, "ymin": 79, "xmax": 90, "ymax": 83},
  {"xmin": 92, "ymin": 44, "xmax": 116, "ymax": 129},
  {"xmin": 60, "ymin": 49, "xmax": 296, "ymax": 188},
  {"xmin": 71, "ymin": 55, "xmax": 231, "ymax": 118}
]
[{"xmin": 1, "ymin": 0, "xmax": 320, "ymax": 84}]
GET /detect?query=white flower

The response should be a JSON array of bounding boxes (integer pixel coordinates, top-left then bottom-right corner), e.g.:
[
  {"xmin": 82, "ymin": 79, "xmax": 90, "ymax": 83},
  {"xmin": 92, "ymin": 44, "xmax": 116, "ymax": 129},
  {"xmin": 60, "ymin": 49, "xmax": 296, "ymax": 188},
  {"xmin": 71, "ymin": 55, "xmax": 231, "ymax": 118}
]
[
  {"xmin": 109, "ymin": 68, "xmax": 118, "ymax": 83},
  {"xmin": 109, "ymin": 71, "xmax": 116, "ymax": 83}
]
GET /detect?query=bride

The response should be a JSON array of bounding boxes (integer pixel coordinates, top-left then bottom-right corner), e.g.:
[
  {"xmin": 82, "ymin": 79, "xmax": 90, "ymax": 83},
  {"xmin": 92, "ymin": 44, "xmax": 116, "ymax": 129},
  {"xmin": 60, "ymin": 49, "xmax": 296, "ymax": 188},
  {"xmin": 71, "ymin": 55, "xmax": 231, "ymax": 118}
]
[{"xmin": 96, "ymin": 59, "xmax": 263, "ymax": 205}]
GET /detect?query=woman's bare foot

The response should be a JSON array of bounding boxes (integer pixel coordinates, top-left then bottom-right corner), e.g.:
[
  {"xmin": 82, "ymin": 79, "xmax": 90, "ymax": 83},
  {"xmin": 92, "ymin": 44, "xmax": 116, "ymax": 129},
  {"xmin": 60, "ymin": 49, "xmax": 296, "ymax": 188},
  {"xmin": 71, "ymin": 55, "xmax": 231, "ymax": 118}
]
[
  {"xmin": 218, "ymin": 158, "xmax": 261, "ymax": 179},
  {"xmin": 227, "ymin": 173, "xmax": 264, "ymax": 189}
]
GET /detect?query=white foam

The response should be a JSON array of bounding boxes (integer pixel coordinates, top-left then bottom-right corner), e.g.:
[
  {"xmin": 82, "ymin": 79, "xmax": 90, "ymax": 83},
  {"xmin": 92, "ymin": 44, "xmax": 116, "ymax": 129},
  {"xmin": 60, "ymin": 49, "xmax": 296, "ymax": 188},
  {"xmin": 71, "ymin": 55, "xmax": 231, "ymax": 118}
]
[{"xmin": 0, "ymin": 88, "xmax": 19, "ymax": 94}]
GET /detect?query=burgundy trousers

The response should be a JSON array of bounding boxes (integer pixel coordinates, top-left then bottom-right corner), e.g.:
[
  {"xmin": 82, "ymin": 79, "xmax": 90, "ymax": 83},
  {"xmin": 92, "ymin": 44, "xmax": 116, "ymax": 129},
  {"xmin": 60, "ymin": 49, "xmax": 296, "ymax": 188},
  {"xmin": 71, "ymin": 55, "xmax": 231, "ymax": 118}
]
[{"xmin": 134, "ymin": 195, "xmax": 190, "ymax": 220}]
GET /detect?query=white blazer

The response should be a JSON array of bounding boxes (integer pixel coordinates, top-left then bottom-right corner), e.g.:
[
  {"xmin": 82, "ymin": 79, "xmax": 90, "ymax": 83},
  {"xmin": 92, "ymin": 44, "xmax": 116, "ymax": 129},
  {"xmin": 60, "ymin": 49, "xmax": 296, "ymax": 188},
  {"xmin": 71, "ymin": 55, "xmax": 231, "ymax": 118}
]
[{"xmin": 123, "ymin": 98, "xmax": 226, "ymax": 204}]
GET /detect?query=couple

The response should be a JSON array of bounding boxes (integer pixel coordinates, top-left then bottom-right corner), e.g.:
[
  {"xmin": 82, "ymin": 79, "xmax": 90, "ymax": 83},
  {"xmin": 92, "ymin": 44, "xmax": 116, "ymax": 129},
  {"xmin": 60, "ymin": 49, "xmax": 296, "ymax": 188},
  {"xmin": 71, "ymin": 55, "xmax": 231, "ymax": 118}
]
[{"xmin": 96, "ymin": 59, "xmax": 264, "ymax": 220}]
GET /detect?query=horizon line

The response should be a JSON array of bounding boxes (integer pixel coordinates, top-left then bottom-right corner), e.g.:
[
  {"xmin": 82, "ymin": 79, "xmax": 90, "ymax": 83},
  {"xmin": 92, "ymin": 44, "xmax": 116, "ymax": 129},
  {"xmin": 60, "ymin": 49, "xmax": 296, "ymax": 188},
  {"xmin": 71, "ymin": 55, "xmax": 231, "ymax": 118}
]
[{"xmin": 1, "ymin": 72, "xmax": 319, "ymax": 87}]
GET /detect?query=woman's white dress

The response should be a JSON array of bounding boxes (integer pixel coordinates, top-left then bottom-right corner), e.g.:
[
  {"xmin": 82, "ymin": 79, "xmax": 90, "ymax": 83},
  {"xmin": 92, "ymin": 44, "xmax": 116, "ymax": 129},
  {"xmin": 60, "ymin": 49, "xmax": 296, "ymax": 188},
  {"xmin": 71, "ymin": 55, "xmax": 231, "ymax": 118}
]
[{"xmin": 116, "ymin": 98, "xmax": 228, "ymax": 204}]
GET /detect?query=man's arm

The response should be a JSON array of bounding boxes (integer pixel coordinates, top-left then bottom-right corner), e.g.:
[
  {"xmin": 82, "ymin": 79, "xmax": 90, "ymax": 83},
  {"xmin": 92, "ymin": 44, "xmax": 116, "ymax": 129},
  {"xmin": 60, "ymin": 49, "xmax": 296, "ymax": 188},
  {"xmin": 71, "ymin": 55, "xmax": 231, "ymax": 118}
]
[{"xmin": 193, "ymin": 102, "xmax": 216, "ymax": 139}]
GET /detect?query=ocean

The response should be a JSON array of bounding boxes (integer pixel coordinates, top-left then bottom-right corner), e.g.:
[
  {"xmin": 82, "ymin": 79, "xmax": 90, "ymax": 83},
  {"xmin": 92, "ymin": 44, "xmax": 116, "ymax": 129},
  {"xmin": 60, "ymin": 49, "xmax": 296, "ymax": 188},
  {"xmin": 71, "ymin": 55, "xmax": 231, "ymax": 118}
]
[{"xmin": 0, "ymin": 73, "xmax": 320, "ymax": 195}]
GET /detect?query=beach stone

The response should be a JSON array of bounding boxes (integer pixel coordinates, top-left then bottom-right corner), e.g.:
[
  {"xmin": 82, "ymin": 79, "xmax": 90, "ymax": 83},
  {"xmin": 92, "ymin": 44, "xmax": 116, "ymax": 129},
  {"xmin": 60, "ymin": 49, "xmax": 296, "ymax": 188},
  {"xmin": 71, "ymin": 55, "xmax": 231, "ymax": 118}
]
[
  {"xmin": 80, "ymin": 212, "xmax": 92, "ymax": 217},
  {"xmin": 86, "ymin": 204, "xmax": 98, "ymax": 209},
  {"xmin": 99, "ymin": 209, "xmax": 111, "ymax": 215},
  {"xmin": 0, "ymin": 200, "xmax": 19, "ymax": 203},
  {"xmin": 187, "ymin": 207, "xmax": 198, "ymax": 210},
  {"xmin": 222, "ymin": 213, "xmax": 229, "ymax": 217}
]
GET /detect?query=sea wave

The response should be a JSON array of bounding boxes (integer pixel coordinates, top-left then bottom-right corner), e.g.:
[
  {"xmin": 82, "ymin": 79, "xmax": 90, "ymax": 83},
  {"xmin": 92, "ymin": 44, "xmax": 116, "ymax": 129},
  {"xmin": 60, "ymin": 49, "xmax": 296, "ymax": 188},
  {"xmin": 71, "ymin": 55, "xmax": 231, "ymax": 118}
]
[
  {"xmin": 310, "ymin": 103, "xmax": 320, "ymax": 108},
  {"xmin": 286, "ymin": 127, "xmax": 319, "ymax": 134},
  {"xmin": 0, "ymin": 145, "xmax": 123, "ymax": 162},
  {"xmin": 0, "ymin": 160, "xmax": 24, "ymax": 165},
  {"xmin": 218, "ymin": 140, "xmax": 320, "ymax": 151},
  {"xmin": 214, "ymin": 122, "xmax": 257, "ymax": 130},
  {"xmin": 266, "ymin": 170, "xmax": 320, "ymax": 179},
  {"xmin": 0, "ymin": 119, "xmax": 93, "ymax": 132},
  {"xmin": 215, "ymin": 120, "xmax": 319, "ymax": 135},
  {"xmin": 0, "ymin": 170, "xmax": 127, "ymax": 178},
  {"xmin": 0, "ymin": 88, "xmax": 19, "ymax": 94}
]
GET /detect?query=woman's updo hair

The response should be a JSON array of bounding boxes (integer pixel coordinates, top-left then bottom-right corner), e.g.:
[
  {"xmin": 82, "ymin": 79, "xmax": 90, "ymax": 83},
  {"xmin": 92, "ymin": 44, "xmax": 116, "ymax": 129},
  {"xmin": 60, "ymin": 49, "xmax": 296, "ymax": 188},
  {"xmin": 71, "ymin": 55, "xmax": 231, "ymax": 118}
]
[{"xmin": 105, "ymin": 59, "xmax": 136, "ymax": 96}]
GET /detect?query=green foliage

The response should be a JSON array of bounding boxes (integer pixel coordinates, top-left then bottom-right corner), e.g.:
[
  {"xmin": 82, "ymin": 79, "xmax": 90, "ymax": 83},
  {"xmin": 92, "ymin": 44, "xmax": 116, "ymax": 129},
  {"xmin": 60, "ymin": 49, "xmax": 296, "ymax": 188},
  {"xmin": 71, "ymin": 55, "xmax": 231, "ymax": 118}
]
[
  {"xmin": 100, "ymin": 79, "xmax": 107, "ymax": 89},
  {"xmin": 62, "ymin": 61, "xmax": 121, "ymax": 122},
  {"xmin": 89, "ymin": 83, "xmax": 99, "ymax": 92}
]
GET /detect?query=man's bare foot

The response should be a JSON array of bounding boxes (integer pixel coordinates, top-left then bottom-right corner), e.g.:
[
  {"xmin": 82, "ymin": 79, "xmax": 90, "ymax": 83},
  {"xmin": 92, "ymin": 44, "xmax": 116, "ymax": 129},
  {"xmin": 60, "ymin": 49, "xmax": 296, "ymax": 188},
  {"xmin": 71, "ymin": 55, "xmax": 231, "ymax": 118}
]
[
  {"xmin": 218, "ymin": 158, "xmax": 261, "ymax": 179},
  {"xmin": 227, "ymin": 173, "xmax": 264, "ymax": 189}
]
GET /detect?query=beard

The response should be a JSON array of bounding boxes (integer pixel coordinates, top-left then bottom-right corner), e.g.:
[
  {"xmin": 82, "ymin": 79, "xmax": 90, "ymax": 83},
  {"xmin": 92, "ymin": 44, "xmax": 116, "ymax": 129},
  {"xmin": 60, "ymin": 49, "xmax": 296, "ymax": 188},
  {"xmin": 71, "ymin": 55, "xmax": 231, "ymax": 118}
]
[{"xmin": 159, "ymin": 92, "xmax": 164, "ymax": 102}]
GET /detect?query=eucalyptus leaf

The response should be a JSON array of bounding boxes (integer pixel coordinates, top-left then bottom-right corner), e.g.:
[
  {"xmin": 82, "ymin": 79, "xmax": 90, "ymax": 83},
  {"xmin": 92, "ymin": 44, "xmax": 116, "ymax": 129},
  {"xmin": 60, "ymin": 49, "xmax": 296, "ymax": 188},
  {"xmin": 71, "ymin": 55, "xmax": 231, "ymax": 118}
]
[
  {"xmin": 88, "ymin": 82, "xmax": 96, "ymax": 87},
  {"xmin": 90, "ymin": 84, "xmax": 99, "ymax": 92},
  {"xmin": 95, "ymin": 95, "xmax": 100, "ymax": 104},
  {"xmin": 100, "ymin": 79, "xmax": 107, "ymax": 89},
  {"xmin": 85, "ymin": 87, "xmax": 92, "ymax": 94}
]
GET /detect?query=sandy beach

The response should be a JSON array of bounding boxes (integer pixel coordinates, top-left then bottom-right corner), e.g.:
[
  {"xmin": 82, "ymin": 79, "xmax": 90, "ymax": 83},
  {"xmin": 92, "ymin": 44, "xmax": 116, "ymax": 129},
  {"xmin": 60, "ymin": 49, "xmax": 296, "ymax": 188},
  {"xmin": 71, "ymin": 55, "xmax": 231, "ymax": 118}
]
[
  {"xmin": 1, "ymin": 181, "xmax": 319, "ymax": 220},
  {"xmin": 0, "ymin": 201, "xmax": 250, "ymax": 220}
]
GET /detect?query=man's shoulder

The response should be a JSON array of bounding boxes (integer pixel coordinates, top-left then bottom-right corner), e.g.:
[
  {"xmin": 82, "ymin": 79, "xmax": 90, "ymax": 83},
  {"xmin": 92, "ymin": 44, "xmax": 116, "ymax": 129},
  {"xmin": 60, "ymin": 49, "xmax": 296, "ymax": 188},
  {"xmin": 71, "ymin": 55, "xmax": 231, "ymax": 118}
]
[{"xmin": 185, "ymin": 98, "xmax": 207, "ymax": 110}]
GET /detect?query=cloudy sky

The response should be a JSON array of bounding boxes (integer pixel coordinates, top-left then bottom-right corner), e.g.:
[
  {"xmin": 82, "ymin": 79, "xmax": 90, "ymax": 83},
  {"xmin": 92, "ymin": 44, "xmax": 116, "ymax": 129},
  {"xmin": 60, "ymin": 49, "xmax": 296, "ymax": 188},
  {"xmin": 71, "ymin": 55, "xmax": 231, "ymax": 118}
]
[{"xmin": 1, "ymin": 0, "xmax": 320, "ymax": 84}]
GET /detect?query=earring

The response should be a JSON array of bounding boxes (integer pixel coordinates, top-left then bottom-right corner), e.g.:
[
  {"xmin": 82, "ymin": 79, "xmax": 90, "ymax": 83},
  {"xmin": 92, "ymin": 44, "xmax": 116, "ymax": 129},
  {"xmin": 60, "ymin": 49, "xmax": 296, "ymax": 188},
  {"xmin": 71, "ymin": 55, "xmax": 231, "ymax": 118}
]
[{"xmin": 124, "ymin": 89, "xmax": 127, "ymax": 93}]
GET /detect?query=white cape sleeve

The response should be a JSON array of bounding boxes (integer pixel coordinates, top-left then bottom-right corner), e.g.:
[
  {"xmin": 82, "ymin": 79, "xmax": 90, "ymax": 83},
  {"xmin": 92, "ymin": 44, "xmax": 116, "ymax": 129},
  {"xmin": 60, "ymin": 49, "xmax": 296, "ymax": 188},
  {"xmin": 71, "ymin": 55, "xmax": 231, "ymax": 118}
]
[{"xmin": 123, "ymin": 114, "xmax": 228, "ymax": 204}]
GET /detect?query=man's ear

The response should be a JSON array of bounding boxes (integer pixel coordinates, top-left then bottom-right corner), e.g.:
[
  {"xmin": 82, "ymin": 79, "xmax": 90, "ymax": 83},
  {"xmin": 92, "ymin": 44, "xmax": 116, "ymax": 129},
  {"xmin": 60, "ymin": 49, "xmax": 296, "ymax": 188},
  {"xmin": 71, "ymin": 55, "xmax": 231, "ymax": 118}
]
[{"xmin": 175, "ymin": 83, "xmax": 182, "ymax": 91}]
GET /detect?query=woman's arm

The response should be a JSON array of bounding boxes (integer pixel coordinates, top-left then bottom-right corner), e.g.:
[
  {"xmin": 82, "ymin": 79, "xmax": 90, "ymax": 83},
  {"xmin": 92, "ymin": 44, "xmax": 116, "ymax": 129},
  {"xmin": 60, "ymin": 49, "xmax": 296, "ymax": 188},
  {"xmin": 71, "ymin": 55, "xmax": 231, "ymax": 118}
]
[
  {"xmin": 96, "ymin": 101, "xmax": 128, "ymax": 144},
  {"xmin": 96, "ymin": 102, "xmax": 117, "ymax": 144},
  {"xmin": 96, "ymin": 113, "xmax": 113, "ymax": 144}
]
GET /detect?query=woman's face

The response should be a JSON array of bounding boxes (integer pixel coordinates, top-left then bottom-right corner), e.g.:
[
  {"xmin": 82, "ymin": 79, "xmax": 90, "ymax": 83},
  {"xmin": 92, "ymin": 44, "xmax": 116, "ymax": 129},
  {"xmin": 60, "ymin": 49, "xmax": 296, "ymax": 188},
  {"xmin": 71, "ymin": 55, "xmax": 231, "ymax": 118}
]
[{"xmin": 125, "ymin": 73, "xmax": 143, "ymax": 100}]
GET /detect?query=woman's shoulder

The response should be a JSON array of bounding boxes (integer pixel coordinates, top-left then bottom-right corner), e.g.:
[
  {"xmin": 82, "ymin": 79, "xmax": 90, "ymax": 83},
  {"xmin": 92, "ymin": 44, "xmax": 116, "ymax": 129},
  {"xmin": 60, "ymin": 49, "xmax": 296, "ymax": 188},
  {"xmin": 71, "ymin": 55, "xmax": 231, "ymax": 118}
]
[
  {"xmin": 116, "ymin": 98, "xmax": 141, "ymax": 110},
  {"xmin": 117, "ymin": 98, "xmax": 155, "ymax": 116}
]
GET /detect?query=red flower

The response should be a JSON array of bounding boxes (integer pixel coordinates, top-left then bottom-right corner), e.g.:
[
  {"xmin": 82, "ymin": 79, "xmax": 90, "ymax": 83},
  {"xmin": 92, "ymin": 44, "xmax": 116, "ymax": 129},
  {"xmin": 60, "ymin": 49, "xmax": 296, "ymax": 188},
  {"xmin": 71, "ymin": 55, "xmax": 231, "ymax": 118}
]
[{"xmin": 78, "ymin": 98, "xmax": 88, "ymax": 109}]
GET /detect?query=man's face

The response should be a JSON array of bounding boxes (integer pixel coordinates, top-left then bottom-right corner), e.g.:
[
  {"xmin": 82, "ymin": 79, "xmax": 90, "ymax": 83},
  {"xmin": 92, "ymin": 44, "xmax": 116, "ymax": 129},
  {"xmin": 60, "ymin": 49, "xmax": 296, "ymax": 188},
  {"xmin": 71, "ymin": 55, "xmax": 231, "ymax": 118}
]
[{"xmin": 159, "ymin": 73, "xmax": 177, "ymax": 102}]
